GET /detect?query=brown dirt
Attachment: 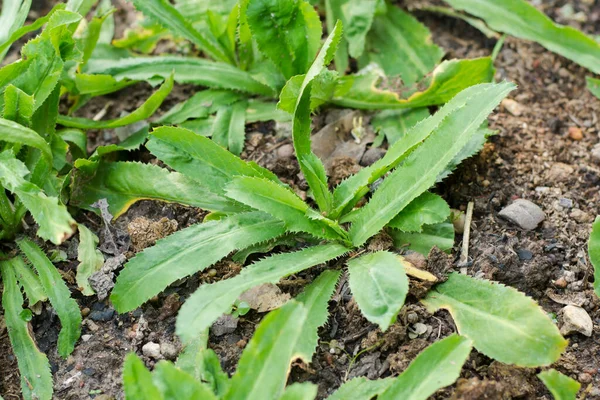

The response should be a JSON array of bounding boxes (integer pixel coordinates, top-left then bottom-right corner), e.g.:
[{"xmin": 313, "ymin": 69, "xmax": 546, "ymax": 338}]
[{"xmin": 1, "ymin": 0, "xmax": 600, "ymax": 399}]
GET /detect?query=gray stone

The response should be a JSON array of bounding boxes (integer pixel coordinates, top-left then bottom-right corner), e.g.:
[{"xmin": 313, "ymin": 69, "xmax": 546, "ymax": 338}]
[
  {"xmin": 211, "ymin": 314, "xmax": 238, "ymax": 337},
  {"xmin": 558, "ymin": 198, "xmax": 574, "ymax": 208},
  {"xmin": 160, "ymin": 342, "xmax": 179, "ymax": 360},
  {"xmin": 276, "ymin": 144, "xmax": 294, "ymax": 159},
  {"xmin": 498, "ymin": 199, "xmax": 545, "ymax": 230},
  {"xmin": 142, "ymin": 342, "xmax": 161, "ymax": 359},
  {"xmin": 591, "ymin": 143, "xmax": 600, "ymax": 163},
  {"xmin": 360, "ymin": 147, "xmax": 387, "ymax": 166},
  {"xmin": 560, "ymin": 305, "xmax": 593, "ymax": 337},
  {"xmin": 570, "ymin": 209, "xmax": 594, "ymax": 223}
]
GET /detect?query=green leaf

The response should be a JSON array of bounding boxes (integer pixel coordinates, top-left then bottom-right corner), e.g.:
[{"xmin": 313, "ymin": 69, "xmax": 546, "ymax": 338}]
[
  {"xmin": 153, "ymin": 361, "xmax": 218, "ymax": 400},
  {"xmin": 341, "ymin": 0, "xmax": 377, "ymax": 58},
  {"xmin": 349, "ymin": 82, "xmax": 514, "ymax": 246},
  {"xmin": 74, "ymin": 73, "xmax": 135, "ymax": 97},
  {"xmin": 0, "ymin": 151, "xmax": 75, "ymax": 244},
  {"xmin": 111, "ymin": 212, "xmax": 285, "ymax": 313},
  {"xmin": 587, "ymin": 76, "xmax": 600, "ymax": 100},
  {"xmin": 0, "ymin": 0, "xmax": 33, "ymax": 61},
  {"xmin": 70, "ymin": 161, "xmax": 242, "ymax": 218},
  {"xmin": 129, "ymin": 0, "xmax": 231, "ymax": 63},
  {"xmin": 361, "ymin": 4, "xmax": 443, "ymax": 85},
  {"xmin": 443, "ymin": 0, "xmax": 600, "ymax": 74},
  {"xmin": 418, "ymin": 6, "xmax": 499, "ymax": 39},
  {"xmin": 422, "ymin": 273, "xmax": 567, "ymax": 367},
  {"xmin": 326, "ymin": 377, "xmax": 394, "ymax": 400},
  {"xmin": 17, "ymin": 238, "xmax": 82, "ymax": 358},
  {"xmin": 76, "ymin": 224, "xmax": 104, "ymax": 296},
  {"xmin": 347, "ymin": 251, "xmax": 408, "ymax": 331},
  {"xmin": 212, "ymin": 100, "xmax": 247, "ymax": 156},
  {"xmin": 388, "ymin": 192, "xmax": 451, "ymax": 232},
  {"xmin": 148, "ymin": 126, "xmax": 280, "ymax": 196},
  {"xmin": 379, "ymin": 334, "xmax": 472, "ymax": 400},
  {"xmin": 89, "ymin": 124, "xmax": 149, "ymax": 160},
  {"xmin": 3, "ymin": 85, "xmax": 34, "ymax": 126},
  {"xmin": 390, "ymin": 222, "xmax": 455, "ymax": 256},
  {"xmin": 86, "ymin": 56, "xmax": 275, "ymax": 96},
  {"xmin": 176, "ymin": 243, "xmax": 348, "ymax": 343},
  {"xmin": 159, "ymin": 90, "xmax": 243, "ymax": 124},
  {"xmin": 223, "ymin": 301, "xmax": 308, "ymax": 400},
  {"xmin": 225, "ymin": 176, "xmax": 346, "ymax": 241},
  {"xmin": 12, "ymin": 255, "xmax": 47, "ymax": 305},
  {"xmin": 0, "ymin": 259, "xmax": 53, "ymax": 400},
  {"xmin": 332, "ymin": 57, "xmax": 496, "ymax": 109},
  {"xmin": 246, "ymin": 99, "xmax": 292, "ymax": 123},
  {"xmin": 245, "ymin": 0, "xmax": 322, "ymax": 79},
  {"xmin": 57, "ymin": 75, "xmax": 173, "ymax": 129},
  {"xmin": 588, "ymin": 217, "xmax": 600, "ymax": 298},
  {"xmin": 123, "ymin": 353, "xmax": 163, "ymax": 400},
  {"xmin": 0, "ymin": 118, "xmax": 51, "ymax": 163},
  {"xmin": 324, "ymin": 0, "xmax": 349, "ymax": 74},
  {"xmin": 390, "ymin": 222, "xmax": 454, "ymax": 255},
  {"xmin": 294, "ymin": 270, "xmax": 341, "ymax": 361},
  {"xmin": 372, "ymin": 108, "xmax": 430, "ymax": 145},
  {"xmin": 538, "ymin": 369, "xmax": 580, "ymax": 400},
  {"xmin": 177, "ymin": 343, "xmax": 230, "ymax": 397},
  {"xmin": 280, "ymin": 383, "xmax": 318, "ymax": 400}
]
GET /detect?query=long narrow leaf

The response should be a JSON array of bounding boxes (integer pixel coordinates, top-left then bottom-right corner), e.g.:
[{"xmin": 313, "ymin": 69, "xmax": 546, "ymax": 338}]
[
  {"xmin": 0, "ymin": 259, "xmax": 53, "ymax": 400},
  {"xmin": 18, "ymin": 238, "xmax": 82, "ymax": 358},
  {"xmin": 589, "ymin": 217, "xmax": 600, "ymax": 298},
  {"xmin": 12, "ymin": 256, "xmax": 47, "ymax": 305},
  {"xmin": 349, "ymin": 82, "xmax": 514, "ymax": 246},
  {"xmin": 176, "ymin": 243, "xmax": 348, "ymax": 343},
  {"xmin": 110, "ymin": 212, "xmax": 286, "ymax": 313}
]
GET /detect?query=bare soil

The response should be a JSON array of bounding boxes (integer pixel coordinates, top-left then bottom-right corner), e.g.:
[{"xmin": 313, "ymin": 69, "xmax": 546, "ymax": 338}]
[{"xmin": 1, "ymin": 1, "xmax": 600, "ymax": 399}]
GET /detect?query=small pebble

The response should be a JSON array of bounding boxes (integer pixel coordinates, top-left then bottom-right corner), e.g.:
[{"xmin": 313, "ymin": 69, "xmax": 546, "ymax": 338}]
[
  {"xmin": 591, "ymin": 143, "xmax": 600, "ymax": 163},
  {"xmin": 360, "ymin": 147, "xmax": 387, "ymax": 166},
  {"xmin": 560, "ymin": 305, "xmax": 593, "ymax": 337},
  {"xmin": 403, "ymin": 251, "xmax": 426, "ymax": 269},
  {"xmin": 501, "ymin": 98, "xmax": 525, "ymax": 116},
  {"xmin": 81, "ymin": 308, "xmax": 91, "ymax": 318},
  {"xmin": 554, "ymin": 277, "xmax": 568, "ymax": 289},
  {"xmin": 276, "ymin": 144, "xmax": 294, "ymax": 159},
  {"xmin": 81, "ymin": 334, "xmax": 93, "ymax": 342},
  {"xmin": 579, "ymin": 373, "xmax": 592, "ymax": 384},
  {"xmin": 546, "ymin": 162, "xmax": 574, "ymax": 183},
  {"xmin": 207, "ymin": 268, "xmax": 217, "ymax": 277},
  {"xmin": 89, "ymin": 308, "xmax": 115, "ymax": 322},
  {"xmin": 516, "ymin": 249, "xmax": 533, "ymax": 261},
  {"xmin": 568, "ymin": 126, "xmax": 583, "ymax": 141},
  {"xmin": 498, "ymin": 199, "xmax": 545, "ymax": 231},
  {"xmin": 211, "ymin": 314, "xmax": 238, "ymax": 337},
  {"xmin": 570, "ymin": 209, "xmax": 593, "ymax": 223},
  {"xmin": 142, "ymin": 342, "xmax": 161, "ymax": 359},
  {"xmin": 407, "ymin": 312, "xmax": 419, "ymax": 324},
  {"xmin": 558, "ymin": 198, "xmax": 574, "ymax": 208},
  {"xmin": 160, "ymin": 342, "xmax": 178, "ymax": 360}
]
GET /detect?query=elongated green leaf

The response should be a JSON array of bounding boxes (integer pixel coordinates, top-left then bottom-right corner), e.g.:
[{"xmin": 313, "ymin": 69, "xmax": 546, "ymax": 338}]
[
  {"xmin": 76, "ymin": 224, "xmax": 104, "ymax": 296},
  {"xmin": 443, "ymin": 0, "xmax": 600, "ymax": 74},
  {"xmin": 388, "ymin": 192, "xmax": 451, "ymax": 232},
  {"xmin": 326, "ymin": 377, "xmax": 393, "ymax": 400},
  {"xmin": 159, "ymin": 90, "xmax": 242, "ymax": 124},
  {"xmin": 148, "ymin": 126, "xmax": 280, "ymax": 195},
  {"xmin": 246, "ymin": 0, "xmax": 321, "ymax": 78},
  {"xmin": 280, "ymin": 383, "xmax": 318, "ymax": 400},
  {"xmin": 0, "ymin": 151, "xmax": 75, "ymax": 244},
  {"xmin": 418, "ymin": 6, "xmax": 499, "ymax": 39},
  {"xmin": 294, "ymin": 270, "xmax": 341, "ymax": 361},
  {"xmin": 12, "ymin": 256, "xmax": 47, "ymax": 305},
  {"xmin": 332, "ymin": 57, "xmax": 495, "ymax": 110},
  {"xmin": 177, "ymin": 343, "xmax": 230, "ymax": 397},
  {"xmin": 349, "ymin": 82, "xmax": 514, "ymax": 246},
  {"xmin": 123, "ymin": 353, "xmax": 163, "ymax": 400},
  {"xmin": 379, "ymin": 334, "xmax": 472, "ymax": 400},
  {"xmin": 390, "ymin": 222, "xmax": 455, "ymax": 256},
  {"xmin": 130, "ymin": 0, "xmax": 231, "ymax": 63},
  {"xmin": 0, "ymin": 118, "xmax": 51, "ymax": 162},
  {"xmin": 0, "ymin": 259, "xmax": 53, "ymax": 400},
  {"xmin": 3, "ymin": 85, "xmax": 34, "ymax": 126},
  {"xmin": 342, "ymin": 0, "xmax": 377, "ymax": 58},
  {"xmin": 587, "ymin": 77, "xmax": 600, "ymax": 100},
  {"xmin": 588, "ymin": 217, "xmax": 600, "ymax": 298},
  {"xmin": 246, "ymin": 99, "xmax": 292, "ymax": 123},
  {"xmin": 347, "ymin": 251, "xmax": 408, "ymax": 331},
  {"xmin": 71, "ymin": 161, "xmax": 242, "ymax": 218},
  {"xmin": 212, "ymin": 100, "xmax": 247, "ymax": 156},
  {"xmin": 0, "ymin": 0, "xmax": 32, "ymax": 61},
  {"xmin": 153, "ymin": 362, "xmax": 218, "ymax": 400},
  {"xmin": 74, "ymin": 73, "xmax": 135, "ymax": 96},
  {"xmin": 372, "ymin": 108, "xmax": 430, "ymax": 145},
  {"xmin": 18, "ymin": 239, "xmax": 82, "ymax": 358},
  {"xmin": 57, "ymin": 75, "xmax": 173, "ymax": 129},
  {"xmin": 111, "ymin": 212, "xmax": 285, "ymax": 313},
  {"xmin": 176, "ymin": 243, "xmax": 348, "ymax": 343},
  {"xmin": 225, "ymin": 176, "xmax": 345, "ymax": 241},
  {"xmin": 324, "ymin": 0, "xmax": 348, "ymax": 74},
  {"xmin": 422, "ymin": 273, "xmax": 567, "ymax": 367},
  {"xmin": 538, "ymin": 369, "xmax": 580, "ymax": 400},
  {"xmin": 86, "ymin": 56, "xmax": 275, "ymax": 96},
  {"xmin": 362, "ymin": 5, "xmax": 443, "ymax": 85}
]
